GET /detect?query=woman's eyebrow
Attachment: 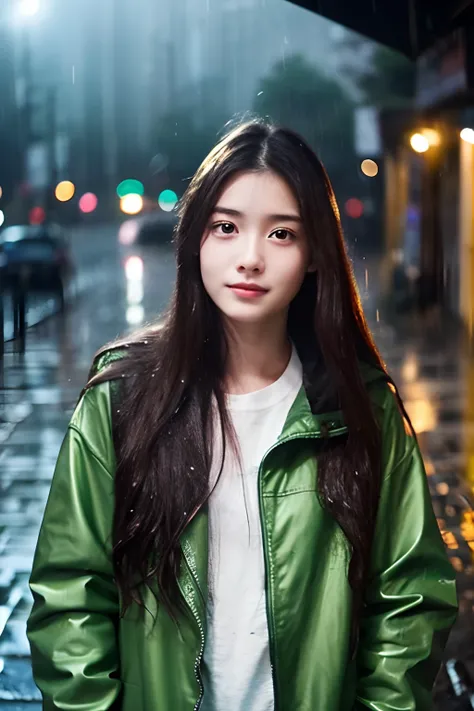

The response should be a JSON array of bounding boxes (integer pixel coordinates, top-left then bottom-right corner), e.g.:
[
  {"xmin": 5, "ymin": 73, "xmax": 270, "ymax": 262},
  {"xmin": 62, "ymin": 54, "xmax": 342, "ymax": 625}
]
[{"xmin": 212, "ymin": 206, "xmax": 302, "ymax": 223}]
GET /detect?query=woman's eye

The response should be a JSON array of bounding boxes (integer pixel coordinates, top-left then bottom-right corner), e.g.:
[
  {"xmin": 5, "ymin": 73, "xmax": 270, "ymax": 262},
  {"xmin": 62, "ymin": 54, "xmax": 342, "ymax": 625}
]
[
  {"xmin": 214, "ymin": 222, "xmax": 235, "ymax": 235},
  {"xmin": 270, "ymin": 229, "xmax": 293, "ymax": 241}
]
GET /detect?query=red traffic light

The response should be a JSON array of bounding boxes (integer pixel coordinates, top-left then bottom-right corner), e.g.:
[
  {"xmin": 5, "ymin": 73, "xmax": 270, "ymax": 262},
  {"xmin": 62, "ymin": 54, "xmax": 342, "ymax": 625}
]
[{"xmin": 29, "ymin": 206, "xmax": 46, "ymax": 225}]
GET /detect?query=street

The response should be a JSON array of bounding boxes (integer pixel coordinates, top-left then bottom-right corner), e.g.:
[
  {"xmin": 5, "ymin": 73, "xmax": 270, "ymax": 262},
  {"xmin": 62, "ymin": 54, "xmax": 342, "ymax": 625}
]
[{"xmin": 0, "ymin": 224, "xmax": 473, "ymax": 708}]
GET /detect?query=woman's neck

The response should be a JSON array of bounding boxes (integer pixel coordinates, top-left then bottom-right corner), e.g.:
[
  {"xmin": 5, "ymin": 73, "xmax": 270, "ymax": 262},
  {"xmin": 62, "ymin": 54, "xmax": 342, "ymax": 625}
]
[{"xmin": 223, "ymin": 319, "xmax": 291, "ymax": 395}]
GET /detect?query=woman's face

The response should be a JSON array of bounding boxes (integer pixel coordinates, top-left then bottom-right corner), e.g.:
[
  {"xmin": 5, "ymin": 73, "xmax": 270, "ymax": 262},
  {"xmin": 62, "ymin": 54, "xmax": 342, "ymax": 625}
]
[{"xmin": 200, "ymin": 170, "xmax": 314, "ymax": 328}]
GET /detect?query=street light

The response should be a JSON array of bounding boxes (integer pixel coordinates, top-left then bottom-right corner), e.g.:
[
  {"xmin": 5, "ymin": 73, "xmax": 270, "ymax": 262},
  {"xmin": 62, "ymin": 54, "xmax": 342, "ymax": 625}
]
[
  {"xmin": 410, "ymin": 128, "xmax": 441, "ymax": 153},
  {"xmin": 120, "ymin": 194, "xmax": 144, "ymax": 215},
  {"xmin": 461, "ymin": 128, "xmax": 474, "ymax": 145},
  {"xmin": 360, "ymin": 159, "xmax": 379, "ymax": 177},
  {"xmin": 410, "ymin": 133, "xmax": 430, "ymax": 153},
  {"xmin": 18, "ymin": 0, "xmax": 40, "ymax": 17}
]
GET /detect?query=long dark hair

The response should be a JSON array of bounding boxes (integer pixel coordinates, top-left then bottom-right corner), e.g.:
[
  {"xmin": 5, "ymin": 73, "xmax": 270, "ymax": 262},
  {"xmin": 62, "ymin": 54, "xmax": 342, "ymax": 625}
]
[{"xmin": 86, "ymin": 119, "xmax": 401, "ymax": 649}]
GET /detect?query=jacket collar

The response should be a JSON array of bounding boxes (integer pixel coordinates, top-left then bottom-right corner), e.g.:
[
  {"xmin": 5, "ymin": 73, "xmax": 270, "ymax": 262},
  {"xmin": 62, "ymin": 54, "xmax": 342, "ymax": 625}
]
[{"xmin": 279, "ymin": 361, "xmax": 388, "ymax": 441}]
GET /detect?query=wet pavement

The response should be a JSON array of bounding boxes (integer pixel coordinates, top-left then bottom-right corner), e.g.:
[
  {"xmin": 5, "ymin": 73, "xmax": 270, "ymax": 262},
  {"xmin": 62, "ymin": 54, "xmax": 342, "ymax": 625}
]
[{"xmin": 0, "ymin": 227, "xmax": 473, "ymax": 709}]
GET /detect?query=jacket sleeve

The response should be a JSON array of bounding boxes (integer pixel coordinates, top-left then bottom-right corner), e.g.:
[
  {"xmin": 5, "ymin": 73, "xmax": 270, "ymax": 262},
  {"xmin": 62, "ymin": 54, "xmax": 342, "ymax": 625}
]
[
  {"xmin": 354, "ymin": 384, "xmax": 458, "ymax": 711},
  {"xmin": 26, "ymin": 382, "xmax": 122, "ymax": 710}
]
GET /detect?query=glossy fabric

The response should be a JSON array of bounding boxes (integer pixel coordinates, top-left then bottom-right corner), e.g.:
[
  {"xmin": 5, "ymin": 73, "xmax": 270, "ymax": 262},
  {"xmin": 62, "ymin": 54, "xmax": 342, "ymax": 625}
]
[{"xmin": 27, "ymin": 362, "xmax": 458, "ymax": 710}]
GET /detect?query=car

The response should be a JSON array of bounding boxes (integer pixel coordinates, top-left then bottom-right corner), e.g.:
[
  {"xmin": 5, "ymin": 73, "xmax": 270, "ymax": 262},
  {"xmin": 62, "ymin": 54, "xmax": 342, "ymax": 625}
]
[
  {"xmin": 0, "ymin": 224, "xmax": 75, "ymax": 310},
  {"xmin": 118, "ymin": 211, "xmax": 178, "ymax": 247}
]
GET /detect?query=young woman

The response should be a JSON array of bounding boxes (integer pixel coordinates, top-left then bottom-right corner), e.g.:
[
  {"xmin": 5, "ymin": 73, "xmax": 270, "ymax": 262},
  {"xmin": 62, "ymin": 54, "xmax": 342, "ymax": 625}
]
[{"xmin": 27, "ymin": 119, "xmax": 457, "ymax": 711}]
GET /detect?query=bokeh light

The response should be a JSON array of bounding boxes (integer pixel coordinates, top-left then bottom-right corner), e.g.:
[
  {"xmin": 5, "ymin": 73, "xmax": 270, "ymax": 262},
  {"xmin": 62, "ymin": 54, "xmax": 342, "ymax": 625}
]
[
  {"xmin": 120, "ymin": 193, "xmax": 143, "ymax": 215},
  {"xmin": 345, "ymin": 198, "xmax": 364, "ymax": 219},
  {"xmin": 79, "ymin": 192, "xmax": 98, "ymax": 213},
  {"xmin": 461, "ymin": 128, "xmax": 474, "ymax": 144},
  {"xmin": 126, "ymin": 305, "xmax": 144, "ymax": 326},
  {"xmin": 19, "ymin": 0, "xmax": 40, "ymax": 17},
  {"xmin": 422, "ymin": 128, "xmax": 440, "ymax": 147},
  {"xmin": 117, "ymin": 179, "xmax": 144, "ymax": 198},
  {"xmin": 360, "ymin": 159, "xmax": 378, "ymax": 177},
  {"xmin": 118, "ymin": 219, "xmax": 139, "ymax": 245},
  {"xmin": 125, "ymin": 255, "xmax": 144, "ymax": 281},
  {"xmin": 29, "ymin": 206, "xmax": 46, "ymax": 224},
  {"xmin": 410, "ymin": 133, "xmax": 430, "ymax": 153},
  {"xmin": 55, "ymin": 180, "xmax": 75, "ymax": 202},
  {"xmin": 158, "ymin": 189, "xmax": 178, "ymax": 212},
  {"xmin": 0, "ymin": 210, "xmax": 4, "ymax": 227},
  {"xmin": 0, "ymin": 186, "xmax": 3, "ymax": 199},
  {"xmin": 127, "ymin": 279, "xmax": 144, "ymax": 305}
]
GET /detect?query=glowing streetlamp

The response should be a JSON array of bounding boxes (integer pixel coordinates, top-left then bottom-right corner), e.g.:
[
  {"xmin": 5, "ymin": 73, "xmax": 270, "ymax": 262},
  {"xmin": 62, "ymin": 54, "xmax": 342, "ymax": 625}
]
[
  {"xmin": 461, "ymin": 128, "xmax": 474, "ymax": 145},
  {"xmin": 360, "ymin": 159, "xmax": 379, "ymax": 177},
  {"xmin": 120, "ymin": 194, "xmax": 143, "ymax": 215},
  {"xmin": 410, "ymin": 128, "xmax": 441, "ymax": 154},
  {"xmin": 55, "ymin": 181, "xmax": 75, "ymax": 202},
  {"xmin": 410, "ymin": 133, "xmax": 430, "ymax": 153}
]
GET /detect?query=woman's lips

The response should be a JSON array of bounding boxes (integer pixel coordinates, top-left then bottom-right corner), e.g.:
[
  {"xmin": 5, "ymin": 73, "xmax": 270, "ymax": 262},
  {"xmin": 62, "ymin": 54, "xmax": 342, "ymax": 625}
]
[{"xmin": 228, "ymin": 284, "xmax": 269, "ymax": 298}]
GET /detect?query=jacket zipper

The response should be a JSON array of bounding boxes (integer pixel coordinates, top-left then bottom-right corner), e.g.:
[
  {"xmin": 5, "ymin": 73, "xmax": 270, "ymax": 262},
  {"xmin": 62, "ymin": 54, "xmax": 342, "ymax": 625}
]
[
  {"xmin": 189, "ymin": 592, "xmax": 205, "ymax": 711},
  {"xmin": 181, "ymin": 541, "xmax": 206, "ymax": 711},
  {"xmin": 257, "ymin": 455, "xmax": 279, "ymax": 711},
  {"xmin": 257, "ymin": 429, "xmax": 343, "ymax": 710},
  {"xmin": 185, "ymin": 425, "xmax": 347, "ymax": 710}
]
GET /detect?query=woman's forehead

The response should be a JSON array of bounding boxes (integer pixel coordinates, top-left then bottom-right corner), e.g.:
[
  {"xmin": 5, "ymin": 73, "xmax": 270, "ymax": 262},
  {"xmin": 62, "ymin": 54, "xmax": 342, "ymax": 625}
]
[{"xmin": 213, "ymin": 171, "xmax": 300, "ymax": 218}]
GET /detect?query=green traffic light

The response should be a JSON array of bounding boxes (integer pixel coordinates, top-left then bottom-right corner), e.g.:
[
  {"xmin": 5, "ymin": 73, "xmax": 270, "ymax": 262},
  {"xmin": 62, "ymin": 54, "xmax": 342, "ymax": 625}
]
[
  {"xmin": 117, "ymin": 179, "xmax": 144, "ymax": 198},
  {"xmin": 158, "ymin": 189, "xmax": 178, "ymax": 212}
]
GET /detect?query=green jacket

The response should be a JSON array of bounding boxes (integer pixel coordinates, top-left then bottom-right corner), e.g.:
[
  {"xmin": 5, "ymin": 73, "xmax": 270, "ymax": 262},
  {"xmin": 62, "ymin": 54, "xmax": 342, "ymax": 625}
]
[{"xmin": 27, "ymin": 361, "xmax": 458, "ymax": 711}]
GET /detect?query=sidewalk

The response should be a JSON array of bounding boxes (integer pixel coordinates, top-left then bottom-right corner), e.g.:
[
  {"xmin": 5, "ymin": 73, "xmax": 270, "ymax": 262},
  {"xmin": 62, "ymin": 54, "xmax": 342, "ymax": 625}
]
[{"xmin": 0, "ymin": 328, "xmax": 87, "ymax": 706}]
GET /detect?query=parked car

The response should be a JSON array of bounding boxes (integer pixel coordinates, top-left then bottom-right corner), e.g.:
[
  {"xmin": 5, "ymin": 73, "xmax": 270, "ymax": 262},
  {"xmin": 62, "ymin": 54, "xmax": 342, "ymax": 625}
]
[
  {"xmin": 118, "ymin": 211, "xmax": 178, "ymax": 247},
  {"xmin": 0, "ymin": 224, "xmax": 75, "ymax": 309}
]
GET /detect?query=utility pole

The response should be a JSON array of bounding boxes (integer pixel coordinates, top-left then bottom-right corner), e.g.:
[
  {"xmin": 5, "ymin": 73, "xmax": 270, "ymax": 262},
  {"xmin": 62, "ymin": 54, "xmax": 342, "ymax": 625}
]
[
  {"xmin": 45, "ymin": 87, "xmax": 58, "ymax": 221},
  {"xmin": 18, "ymin": 16, "xmax": 35, "ymax": 223},
  {"xmin": 0, "ymin": 0, "xmax": 23, "ymax": 207}
]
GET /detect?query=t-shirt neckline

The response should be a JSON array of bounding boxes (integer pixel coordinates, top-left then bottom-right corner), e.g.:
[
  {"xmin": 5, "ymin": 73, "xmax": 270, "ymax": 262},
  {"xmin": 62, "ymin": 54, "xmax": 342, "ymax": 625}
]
[{"xmin": 226, "ymin": 343, "xmax": 303, "ymax": 412}]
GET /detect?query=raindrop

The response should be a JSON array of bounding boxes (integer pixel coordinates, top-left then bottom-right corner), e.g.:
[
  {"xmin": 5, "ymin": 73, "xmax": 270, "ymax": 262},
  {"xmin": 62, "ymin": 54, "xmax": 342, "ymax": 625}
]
[
  {"xmin": 257, "ymin": 91, "xmax": 263, "ymax": 96},
  {"xmin": 190, "ymin": 466, "xmax": 195, "ymax": 471}
]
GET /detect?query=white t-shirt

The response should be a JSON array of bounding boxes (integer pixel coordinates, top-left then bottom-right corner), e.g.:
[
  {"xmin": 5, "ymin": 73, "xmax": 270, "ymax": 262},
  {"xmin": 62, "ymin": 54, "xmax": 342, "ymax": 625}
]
[{"xmin": 200, "ymin": 345, "xmax": 303, "ymax": 711}]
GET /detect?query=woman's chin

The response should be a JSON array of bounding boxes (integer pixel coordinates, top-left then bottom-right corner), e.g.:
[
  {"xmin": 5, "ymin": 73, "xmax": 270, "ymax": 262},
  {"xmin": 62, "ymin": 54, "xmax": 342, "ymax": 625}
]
[{"xmin": 220, "ymin": 307, "xmax": 283, "ymax": 330}]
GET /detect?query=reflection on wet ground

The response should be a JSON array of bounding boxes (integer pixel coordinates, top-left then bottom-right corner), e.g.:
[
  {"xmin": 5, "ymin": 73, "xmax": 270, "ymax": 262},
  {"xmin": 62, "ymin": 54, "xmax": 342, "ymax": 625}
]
[
  {"xmin": 362, "ymin": 292, "xmax": 474, "ymax": 707},
  {"xmin": 0, "ymin": 238, "xmax": 472, "ymax": 708}
]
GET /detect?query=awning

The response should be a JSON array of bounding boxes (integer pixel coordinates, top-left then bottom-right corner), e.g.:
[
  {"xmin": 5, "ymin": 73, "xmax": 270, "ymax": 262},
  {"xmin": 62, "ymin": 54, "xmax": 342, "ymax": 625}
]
[{"xmin": 285, "ymin": 0, "xmax": 474, "ymax": 58}]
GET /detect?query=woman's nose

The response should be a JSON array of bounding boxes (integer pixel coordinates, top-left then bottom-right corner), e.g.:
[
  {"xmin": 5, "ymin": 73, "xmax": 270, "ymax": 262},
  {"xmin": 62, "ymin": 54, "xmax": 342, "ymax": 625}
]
[{"xmin": 237, "ymin": 236, "xmax": 265, "ymax": 273}]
